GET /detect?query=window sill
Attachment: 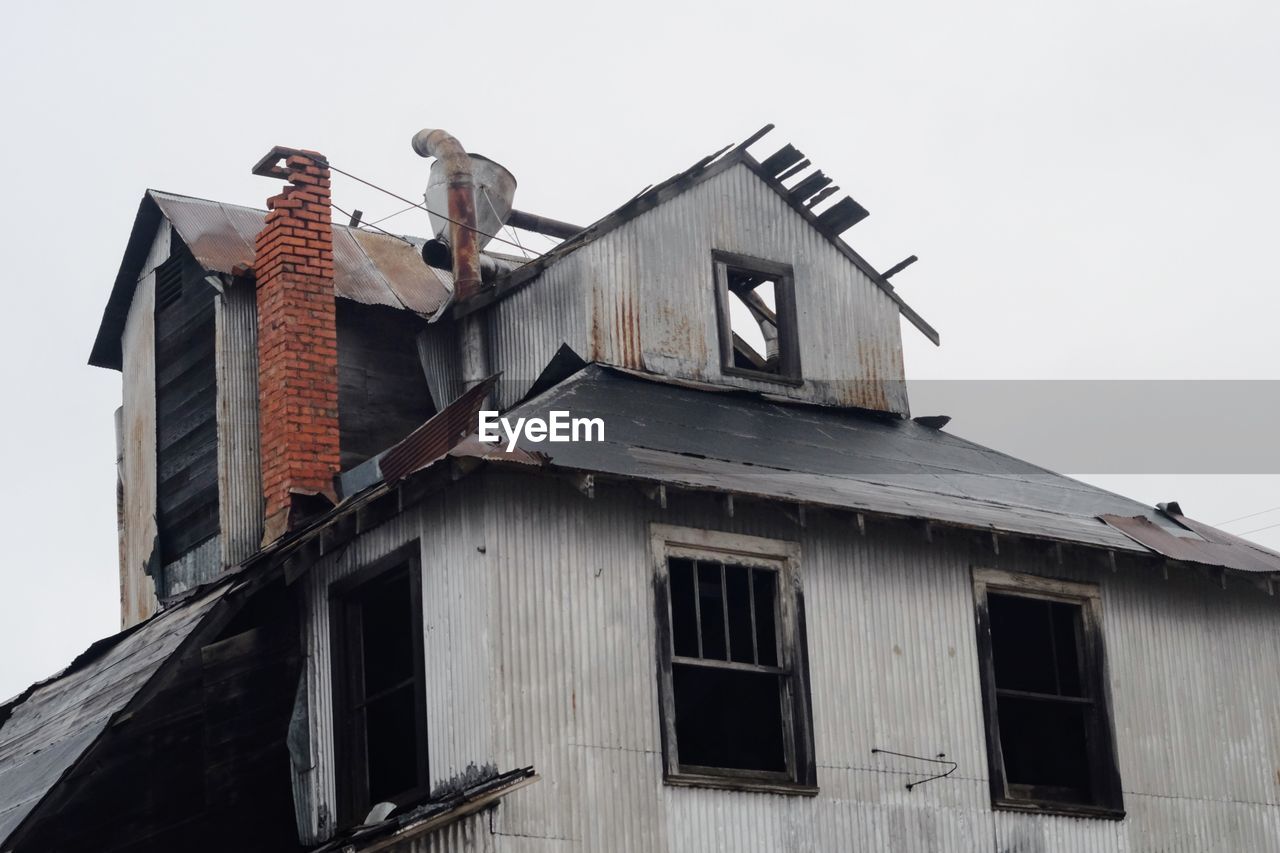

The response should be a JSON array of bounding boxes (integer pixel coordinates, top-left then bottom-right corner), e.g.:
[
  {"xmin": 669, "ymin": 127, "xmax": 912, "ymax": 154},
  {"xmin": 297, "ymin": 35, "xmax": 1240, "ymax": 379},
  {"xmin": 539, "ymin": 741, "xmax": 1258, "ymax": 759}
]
[
  {"xmin": 665, "ymin": 772, "xmax": 819, "ymax": 797},
  {"xmin": 993, "ymin": 798, "xmax": 1125, "ymax": 821}
]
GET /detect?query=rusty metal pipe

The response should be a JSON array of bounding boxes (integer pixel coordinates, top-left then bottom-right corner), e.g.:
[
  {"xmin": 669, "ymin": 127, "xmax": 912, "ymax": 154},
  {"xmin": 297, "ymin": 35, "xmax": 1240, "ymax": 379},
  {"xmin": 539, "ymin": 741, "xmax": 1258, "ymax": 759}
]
[
  {"xmin": 412, "ymin": 128, "xmax": 491, "ymax": 398},
  {"xmin": 411, "ymin": 128, "xmax": 483, "ymax": 303}
]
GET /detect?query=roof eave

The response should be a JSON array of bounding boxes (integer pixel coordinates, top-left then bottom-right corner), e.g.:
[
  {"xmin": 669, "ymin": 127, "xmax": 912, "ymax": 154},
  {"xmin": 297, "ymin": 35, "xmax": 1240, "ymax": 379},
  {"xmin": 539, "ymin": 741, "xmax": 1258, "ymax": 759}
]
[{"xmin": 88, "ymin": 191, "xmax": 164, "ymax": 371}]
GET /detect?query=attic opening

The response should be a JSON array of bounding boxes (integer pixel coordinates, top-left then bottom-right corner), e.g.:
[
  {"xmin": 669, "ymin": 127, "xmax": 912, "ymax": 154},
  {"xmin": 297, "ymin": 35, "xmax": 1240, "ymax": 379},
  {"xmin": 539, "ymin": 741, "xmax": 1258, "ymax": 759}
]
[{"xmin": 713, "ymin": 251, "xmax": 800, "ymax": 383}]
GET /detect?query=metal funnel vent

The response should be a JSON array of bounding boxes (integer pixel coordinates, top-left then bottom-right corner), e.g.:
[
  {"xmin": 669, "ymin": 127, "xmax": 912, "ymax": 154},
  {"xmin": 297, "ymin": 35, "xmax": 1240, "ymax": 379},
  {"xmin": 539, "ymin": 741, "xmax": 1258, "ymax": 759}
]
[{"xmin": 425, "ymin": 154, "xmax": 516, "ymax": 251}]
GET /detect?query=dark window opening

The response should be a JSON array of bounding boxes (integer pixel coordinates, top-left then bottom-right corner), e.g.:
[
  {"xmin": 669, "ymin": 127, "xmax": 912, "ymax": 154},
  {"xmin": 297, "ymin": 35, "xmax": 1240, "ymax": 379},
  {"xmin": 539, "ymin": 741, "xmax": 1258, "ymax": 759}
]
[
  {"xmin": 974, "ymin": 572, "xmax": 1123, "ymax": 818},
  {"xmin": 655, "ymin": 534, "xmax": 815, "ymax": 793},
  {"xmin": 331, "ymin": 549, "xmax": 428, "ymax": 825},
  {"xmin": 713, "ymin": 252, "xmax": 800, "ymax": 382}
]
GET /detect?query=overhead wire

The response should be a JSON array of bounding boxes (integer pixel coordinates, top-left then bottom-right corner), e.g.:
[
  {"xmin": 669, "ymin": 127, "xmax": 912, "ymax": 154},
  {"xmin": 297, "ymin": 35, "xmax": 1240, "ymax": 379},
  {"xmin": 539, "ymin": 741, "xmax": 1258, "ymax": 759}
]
[
  {"xmin": 368, "ymin": 203, "xmax": 421, "ymax": 226},
  {"xmin": 1214, "ymin": 505, "xmax": 1280, "ymax": 527},
  {"xmin": 329, "ymin": 201, "xmax": 416, "ymax": 247},
  {"xmin": 1237, "ymin": 519, "xmax": 1280, "ymax": 537},
  {"xmin": 326, "ymin": 162, "xmax": 547, "ymax": 257}
]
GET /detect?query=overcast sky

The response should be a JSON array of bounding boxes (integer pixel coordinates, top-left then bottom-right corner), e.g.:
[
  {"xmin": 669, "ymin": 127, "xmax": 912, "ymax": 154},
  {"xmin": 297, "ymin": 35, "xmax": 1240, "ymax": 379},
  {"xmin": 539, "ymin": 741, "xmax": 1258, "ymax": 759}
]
[{"xmin": 1, "ymin": 0, "xmax": 1277, "ymax": 699}]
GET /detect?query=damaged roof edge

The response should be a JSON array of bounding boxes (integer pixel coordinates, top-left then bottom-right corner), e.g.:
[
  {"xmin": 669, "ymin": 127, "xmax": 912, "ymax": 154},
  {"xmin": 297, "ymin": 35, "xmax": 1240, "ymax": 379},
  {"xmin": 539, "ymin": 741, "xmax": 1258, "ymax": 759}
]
[
  {"xmin": 310, "ymin": 767, "xmax": 537, "ymax": 853},
  {"xmin": 0, "ymin": 579, "xmax": 239, "ymax": 849},
  {"xmin": 452, "ymin": 127, "xmax": 940, "ymax": 345}
]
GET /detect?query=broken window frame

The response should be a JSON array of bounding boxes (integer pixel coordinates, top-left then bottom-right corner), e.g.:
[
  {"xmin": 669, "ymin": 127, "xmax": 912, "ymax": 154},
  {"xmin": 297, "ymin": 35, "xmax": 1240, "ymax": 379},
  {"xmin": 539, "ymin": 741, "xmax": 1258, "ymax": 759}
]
[
  {"xmin": 712, "ymin": 250, "xmax": 802, "ymax": 385},
  {"xmin": 329, "ymin": 543, "xmax": 429, "ymax": 826},
  {"xmin": 971, "ymin": 568, "xmax": 1125, "ymax": 819},
  {"xmin": 650, "ymin": 524, "xmax": 817, "ymax": 795}
]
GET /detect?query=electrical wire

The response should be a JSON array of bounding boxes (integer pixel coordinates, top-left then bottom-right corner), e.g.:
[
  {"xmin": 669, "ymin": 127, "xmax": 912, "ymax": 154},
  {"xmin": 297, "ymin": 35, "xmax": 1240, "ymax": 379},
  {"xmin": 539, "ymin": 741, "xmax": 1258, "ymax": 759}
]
[
  {"xmin": 1214, "ymin": 505, "xmax": 1280, "ymax": 527},
  {"xmin": 368, "ymin": 203, "xmax": 421, "ymax": 226},
  {"xmin": 330, "ymin": 201, "xmax": 415, "ymax": 247},
  {"xmin": 326, "ymin": 162, "xmax": 545, "ymax": 257},
  {"xmin": 1237, "ymin": 519, "xmax": 1280, "ymax": 537}
]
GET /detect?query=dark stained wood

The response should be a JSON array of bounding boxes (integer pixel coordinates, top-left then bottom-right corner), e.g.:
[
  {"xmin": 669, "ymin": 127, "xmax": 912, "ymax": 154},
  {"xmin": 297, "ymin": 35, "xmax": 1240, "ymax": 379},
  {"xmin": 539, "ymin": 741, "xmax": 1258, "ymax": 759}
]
[
  {"xmin": 337, "ymin": 302, "xmax": 436, "ymax": 470},
  {"xmin": 12, "ymin": 582, "xmax": 305, "ymax": 853},
  {"xmin": 155, "ymin": 238, "xmax": 219, "ymax": 563}
]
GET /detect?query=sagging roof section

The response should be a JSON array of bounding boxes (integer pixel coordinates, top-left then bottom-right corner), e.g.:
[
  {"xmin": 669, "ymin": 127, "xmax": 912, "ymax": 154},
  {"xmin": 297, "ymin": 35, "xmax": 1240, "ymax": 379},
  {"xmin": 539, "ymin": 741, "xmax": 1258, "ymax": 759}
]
[
  {"xmin": 89, "ymin": 190, "xmax": 456, "ymax": 369},
  {"xmin": 492, "ymin": 366, "xmax": 1233, "ymax": 556},
  {"xmin": 309, "ymin": 766, "xmax": 537, "ymax": 852},
  {"xmin": 1102, "ymin": 506, "xmax": 1280, "ymax": 574},
  {"xmin": 0, "ymin": 583, "xmax": 230, "ymax": 846},
  {"xmin": 454, "ymin": 126, "xmax": 939, "ymax": 345}
]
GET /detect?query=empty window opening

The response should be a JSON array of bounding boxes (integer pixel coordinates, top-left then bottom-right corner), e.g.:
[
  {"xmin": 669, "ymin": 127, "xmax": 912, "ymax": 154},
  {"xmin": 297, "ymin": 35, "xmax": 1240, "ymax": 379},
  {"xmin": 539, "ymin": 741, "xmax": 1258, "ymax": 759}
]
[
  {"xmin": 331, "ymin": 550, "xmax": 428, "ymax": 824},
  {"xmin": 973, "ymin": 570, "xmax": 1123, "ymax": 818},
  {"xmin": 653, "ymin": 527, "xmax": 816, "ymax": 793},
  {"xmin": 727, "ymin": 274, "xmax": 779, "ymax": 372},
  {"xmin": 713, "ymin": 252, "xmax": 799, "ymax": 381},
  {"xmin": 990, "ymin": 594, "xmax": 1091, "ymax": 799}
]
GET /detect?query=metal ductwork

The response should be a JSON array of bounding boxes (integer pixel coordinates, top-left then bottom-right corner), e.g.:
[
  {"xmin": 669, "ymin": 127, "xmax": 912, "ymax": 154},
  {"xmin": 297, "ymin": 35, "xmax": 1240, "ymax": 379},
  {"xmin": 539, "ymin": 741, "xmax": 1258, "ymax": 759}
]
[
  {"xmin": 411, "ymin": 128, "xmax": 516, "ymax": 304},
  {"xmin": 411, "ymin": 128, "xmax": 511, "ymax": 398}
]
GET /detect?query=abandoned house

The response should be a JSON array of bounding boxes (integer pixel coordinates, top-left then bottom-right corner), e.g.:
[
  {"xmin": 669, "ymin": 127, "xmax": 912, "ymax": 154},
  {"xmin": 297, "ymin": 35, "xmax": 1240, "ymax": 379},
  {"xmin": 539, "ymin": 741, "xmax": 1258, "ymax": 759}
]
[{"xmin": 2, "ymin": 124, "xmax": 1279, "ymax": 852}]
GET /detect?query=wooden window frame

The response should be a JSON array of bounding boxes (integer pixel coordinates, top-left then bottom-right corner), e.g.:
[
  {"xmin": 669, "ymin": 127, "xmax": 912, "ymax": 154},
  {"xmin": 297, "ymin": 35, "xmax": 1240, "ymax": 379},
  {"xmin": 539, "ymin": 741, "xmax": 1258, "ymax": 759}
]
[
  {"xmin": 712, "ymin": 250, "xmax": 803, "ymax": 386},
  {"xmin": 650, "ymin": 524, "xmax": 817, "ymax": 796},
  {"xmin": 971, "ymin": 568, "xmax": 1125, "ymax": 820},
  {"xmin": 330, "ymin": 543, "xmax": 429, "ymax": 826}
]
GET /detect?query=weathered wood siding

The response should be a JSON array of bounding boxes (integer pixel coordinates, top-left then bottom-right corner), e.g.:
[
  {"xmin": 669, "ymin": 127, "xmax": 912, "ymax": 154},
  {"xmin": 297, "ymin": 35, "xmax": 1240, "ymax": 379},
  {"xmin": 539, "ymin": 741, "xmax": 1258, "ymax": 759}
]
[
  {"xmin": 154, "ymin": 237, "xmax": 219, "ymax": 564},
  {"xmin": 296, "ymin": 471, "xmax": 1280, "ymax": 851},
  {"xmin": 119, "ymin": 223, "xmax": 166, "ymax": 628},
  {"xmin": 338, "ymin": 302, "xmax": 435, "ymax": 469}
]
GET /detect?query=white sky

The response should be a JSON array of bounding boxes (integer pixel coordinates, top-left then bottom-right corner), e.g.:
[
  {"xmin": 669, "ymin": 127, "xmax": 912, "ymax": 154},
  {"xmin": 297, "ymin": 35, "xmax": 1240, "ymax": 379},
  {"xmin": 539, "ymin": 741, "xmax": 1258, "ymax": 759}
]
[{"xmin": 1, "ymin": 0, "xmax": 1277, "ymax": 699}]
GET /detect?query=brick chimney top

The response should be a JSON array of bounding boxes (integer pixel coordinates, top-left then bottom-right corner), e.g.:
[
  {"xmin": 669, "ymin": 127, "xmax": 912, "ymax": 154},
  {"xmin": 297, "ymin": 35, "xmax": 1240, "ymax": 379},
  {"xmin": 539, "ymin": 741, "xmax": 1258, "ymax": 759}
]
[{"xmin": 252, "ymin": 147, "xmax": 340, "ymax": 542}]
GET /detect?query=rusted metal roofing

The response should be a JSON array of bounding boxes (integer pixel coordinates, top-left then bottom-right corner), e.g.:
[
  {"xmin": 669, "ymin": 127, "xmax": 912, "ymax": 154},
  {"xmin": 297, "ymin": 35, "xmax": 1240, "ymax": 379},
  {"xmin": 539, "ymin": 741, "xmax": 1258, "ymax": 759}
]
[
  {"xmin": 487, "ymin": 366, "xmax": 1264, "ymax": 563},
  {"xmin": 0, "ymin": 582, "xmax": 230, "ymax": 846},
  {"xmin": 379, "ymin": 375, "xmax": 499, "ymax": 484},
  {"xmin": 1102, "ymin": 507, "xmax": 1280, "ymax": 574},
  {"xmin": 89, "ymin": 190, "xmax": 456, "ymax": 369},
  {"xmin": 337, "ymin": 374, "xmax": 541, "ymax": 497},
  {"xmin": 456, "ymin": 125, "xmax": 939, "ymax": 346}
]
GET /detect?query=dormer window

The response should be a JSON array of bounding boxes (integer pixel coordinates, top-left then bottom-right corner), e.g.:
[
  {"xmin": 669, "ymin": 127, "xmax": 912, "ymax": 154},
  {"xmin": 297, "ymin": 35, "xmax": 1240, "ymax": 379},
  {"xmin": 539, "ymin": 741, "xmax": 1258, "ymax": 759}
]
[{"xmin": 713, "ymin": 251, "xmax": 800, "ymax": 383}]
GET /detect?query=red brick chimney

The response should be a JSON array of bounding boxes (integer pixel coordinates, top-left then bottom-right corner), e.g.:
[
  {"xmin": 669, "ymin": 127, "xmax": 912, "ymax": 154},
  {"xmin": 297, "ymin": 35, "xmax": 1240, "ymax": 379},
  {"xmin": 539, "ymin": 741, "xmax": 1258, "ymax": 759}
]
[{"xmin": 251, "ymin": 147, "xmax": 340, "ymax": 542}]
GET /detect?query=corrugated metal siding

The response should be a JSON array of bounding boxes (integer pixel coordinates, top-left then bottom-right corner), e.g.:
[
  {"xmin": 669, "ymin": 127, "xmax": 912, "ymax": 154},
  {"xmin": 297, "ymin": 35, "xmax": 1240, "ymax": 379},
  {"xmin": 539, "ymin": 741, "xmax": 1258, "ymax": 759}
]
[
  {"xmin": 119, "ymin": 223, "xmax": 167, "ymax": 628},
  {"xmin": 487, "ymin": 252, "xmax": 590, "ymax": 410},
  {"xmin": 298, "ymin": 472, "xmax": 1280, "ymax": 850},
  {"xmin": 486, "ymin": 163, "xmax": 908, "ymax": 414},
  {"xmin": 417, "ymin": 323, "xmax": 464, "ymax": 410},
  {"xmin": 215, "ymin": 281, "xmax": 262, "ymax": 566},
  {"xmin": 375, "ymin": 811, "xmax": 497, "ymax": 852}
]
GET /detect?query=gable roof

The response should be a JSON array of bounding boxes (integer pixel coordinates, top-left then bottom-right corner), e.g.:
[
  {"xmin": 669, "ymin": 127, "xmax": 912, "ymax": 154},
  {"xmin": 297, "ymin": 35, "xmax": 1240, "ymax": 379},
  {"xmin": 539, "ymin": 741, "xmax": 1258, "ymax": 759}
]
[
  {"xmin": 452, "ymin": 127, "xmax": 940, "ymax": 345},
  {"xmin": 0, "ymin": 582, "xmax": 231, "ymax": 847},
  {"xmin": 88, "ymin": 191, "xmax": 455, "ymax": 370}
]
